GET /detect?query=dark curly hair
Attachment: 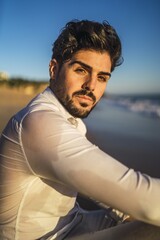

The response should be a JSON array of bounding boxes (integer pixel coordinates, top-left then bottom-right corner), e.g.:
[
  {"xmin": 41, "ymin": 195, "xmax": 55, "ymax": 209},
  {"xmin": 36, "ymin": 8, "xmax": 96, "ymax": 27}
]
[{"xmin": 51, "ymin": 20, "xmax": 123, "ymax": 72}]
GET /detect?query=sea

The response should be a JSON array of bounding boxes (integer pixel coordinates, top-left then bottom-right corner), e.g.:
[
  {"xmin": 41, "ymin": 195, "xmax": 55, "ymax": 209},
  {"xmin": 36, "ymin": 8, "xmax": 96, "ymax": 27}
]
[
  {"xmin": 84, "ymin": 93, "xmax": 160, "ymax": 178},
  {"xmin": 104, "ymin": 93, "xmax": 160, "ymax": 120}
]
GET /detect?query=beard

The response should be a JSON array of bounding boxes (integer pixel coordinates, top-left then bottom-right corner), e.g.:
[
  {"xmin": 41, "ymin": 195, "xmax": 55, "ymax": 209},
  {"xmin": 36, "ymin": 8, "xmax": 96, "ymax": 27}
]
[
  {"xmin": 64, "ymin": 96, "xmax": 95, "ymax": 118},
  {"xmin": 52, "ymin": 86, "xmax": 97, "ymax": 118}
]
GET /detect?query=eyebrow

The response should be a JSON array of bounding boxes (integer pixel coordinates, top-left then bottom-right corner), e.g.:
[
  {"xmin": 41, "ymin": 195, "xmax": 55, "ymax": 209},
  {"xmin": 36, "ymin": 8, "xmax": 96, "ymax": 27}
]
[{"xmin": 69, "ymin": 60, "xmax": 111, "ymax": 77}]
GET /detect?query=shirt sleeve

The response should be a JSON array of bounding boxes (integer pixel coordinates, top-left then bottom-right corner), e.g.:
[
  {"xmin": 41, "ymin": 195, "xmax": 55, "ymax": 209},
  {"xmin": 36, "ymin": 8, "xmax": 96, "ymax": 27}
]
[{"xmin": 21, "ymin": 110, "xmax": 160, "ymax": 226}]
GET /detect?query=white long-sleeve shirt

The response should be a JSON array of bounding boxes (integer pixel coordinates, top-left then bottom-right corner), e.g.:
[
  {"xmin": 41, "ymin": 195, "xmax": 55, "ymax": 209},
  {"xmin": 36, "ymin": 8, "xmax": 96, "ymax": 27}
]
[{"xmin": 0, "ymin": 87, "xmax": 160, "ymax": 239}]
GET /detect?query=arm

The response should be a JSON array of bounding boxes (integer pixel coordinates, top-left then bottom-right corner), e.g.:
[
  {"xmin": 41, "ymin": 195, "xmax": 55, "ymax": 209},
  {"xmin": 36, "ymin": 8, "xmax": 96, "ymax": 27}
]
[{"xmin": 21, "ymin": 110, "xmax": 160, "ymax": 226}]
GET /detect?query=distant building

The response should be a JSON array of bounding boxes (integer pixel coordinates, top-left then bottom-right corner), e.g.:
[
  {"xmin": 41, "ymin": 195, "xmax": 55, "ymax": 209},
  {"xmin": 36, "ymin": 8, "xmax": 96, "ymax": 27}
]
[{"xmin": 0, "ymin": 72, "xmax": 9, "ymax": 81}]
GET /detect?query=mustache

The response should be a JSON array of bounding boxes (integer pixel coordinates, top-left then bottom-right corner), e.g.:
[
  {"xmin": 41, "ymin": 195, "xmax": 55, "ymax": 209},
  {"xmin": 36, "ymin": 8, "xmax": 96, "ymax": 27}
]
[{"xmin": 72, "ymin": 89, "xmax": 96, "ymax": 103}]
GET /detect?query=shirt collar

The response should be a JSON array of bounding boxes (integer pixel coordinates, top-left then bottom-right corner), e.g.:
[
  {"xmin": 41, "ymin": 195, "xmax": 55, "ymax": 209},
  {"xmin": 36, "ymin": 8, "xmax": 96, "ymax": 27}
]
[{"xmin": 42, "ymin": 87, "xmax": 87, "ymax": 135}]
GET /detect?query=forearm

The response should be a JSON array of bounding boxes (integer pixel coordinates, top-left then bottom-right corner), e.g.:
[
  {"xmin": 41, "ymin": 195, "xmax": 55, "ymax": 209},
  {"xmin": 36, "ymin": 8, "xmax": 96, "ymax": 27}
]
[{"xmin": 56, "ymin": 148, "xmax": 160, "ymax": 226}]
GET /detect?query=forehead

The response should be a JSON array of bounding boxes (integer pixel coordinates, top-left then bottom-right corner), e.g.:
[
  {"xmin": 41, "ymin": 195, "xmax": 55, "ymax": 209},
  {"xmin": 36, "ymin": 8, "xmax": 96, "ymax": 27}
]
[{"xmin": 69, "ymin": 50, "xmax": 112, "ymax": 72}]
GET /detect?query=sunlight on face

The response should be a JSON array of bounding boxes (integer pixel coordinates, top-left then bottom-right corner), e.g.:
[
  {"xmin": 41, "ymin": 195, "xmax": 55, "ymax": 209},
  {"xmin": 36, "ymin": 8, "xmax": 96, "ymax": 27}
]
[{"xmin": 50, "ymin": 50, "xmax": 111, "ymax": 118}]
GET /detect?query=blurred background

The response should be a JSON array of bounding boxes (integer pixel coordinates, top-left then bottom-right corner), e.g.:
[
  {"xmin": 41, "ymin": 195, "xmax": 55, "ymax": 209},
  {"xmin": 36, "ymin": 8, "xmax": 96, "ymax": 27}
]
[{"xmin": 0, "ymin": 0, "xmax": 160, "ymax": 177}]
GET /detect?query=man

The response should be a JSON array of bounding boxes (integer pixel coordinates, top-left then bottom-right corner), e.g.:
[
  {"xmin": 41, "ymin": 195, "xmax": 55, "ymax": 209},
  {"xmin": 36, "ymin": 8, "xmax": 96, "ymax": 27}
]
[{"xmin": 0, "ymin": 20, "xmax": 160, "ymax": 240}]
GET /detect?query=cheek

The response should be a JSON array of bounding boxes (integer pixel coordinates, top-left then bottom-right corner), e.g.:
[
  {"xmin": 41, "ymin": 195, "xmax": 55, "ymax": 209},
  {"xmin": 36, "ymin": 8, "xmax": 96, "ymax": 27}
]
[
  {"xmin": 62, "ymin": 83, "xmax": 78, "ymax": 99},
  {"xmin": 61, "ymin": 73, "xmax": 76, "ymax": 91},
  {"xmin": 56, "ymin": 73, "xmax": 71, "ymax": 95},
  {"xmin": 65, "ymin": 80, "xmax": 82, "ymax": 96}
]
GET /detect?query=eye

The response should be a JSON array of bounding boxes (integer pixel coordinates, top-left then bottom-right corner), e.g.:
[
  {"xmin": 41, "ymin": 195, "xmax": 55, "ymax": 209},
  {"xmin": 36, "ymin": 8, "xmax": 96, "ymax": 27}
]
[
  {"xmin": 75, "ymin": 67, "xmax": 86, "ymax": 74},
  {"xmin": 98, "ymin": 75, "xmax": 109, "ymax": 82}
]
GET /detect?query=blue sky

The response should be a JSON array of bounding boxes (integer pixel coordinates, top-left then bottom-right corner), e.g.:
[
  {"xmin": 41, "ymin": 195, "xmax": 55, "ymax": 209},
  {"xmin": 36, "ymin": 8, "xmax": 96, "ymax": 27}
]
[{"xmin": 0, "ymin": 0, "xmax": 160, "ymax": 94}]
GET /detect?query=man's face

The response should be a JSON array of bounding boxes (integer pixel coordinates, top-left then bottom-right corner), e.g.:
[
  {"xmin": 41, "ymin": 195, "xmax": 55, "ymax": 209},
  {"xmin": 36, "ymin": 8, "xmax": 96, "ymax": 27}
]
[{"xmin": 50, "ymin": 50, "xmax": 111, "ymax": 118}]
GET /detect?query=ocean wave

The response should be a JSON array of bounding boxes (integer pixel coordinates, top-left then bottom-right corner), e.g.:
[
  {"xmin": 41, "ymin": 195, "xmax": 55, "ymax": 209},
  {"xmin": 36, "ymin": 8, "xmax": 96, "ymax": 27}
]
[{"xmin": 106, "ymin": 95, "xmax": 160, "ymax": 119}]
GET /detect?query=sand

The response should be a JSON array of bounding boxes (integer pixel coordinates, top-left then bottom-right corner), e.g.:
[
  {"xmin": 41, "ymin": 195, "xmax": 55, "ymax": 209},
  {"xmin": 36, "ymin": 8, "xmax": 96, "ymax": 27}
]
[{"xmin": 0, "ymin": 84, "xmax": 47, "ymax": 133}]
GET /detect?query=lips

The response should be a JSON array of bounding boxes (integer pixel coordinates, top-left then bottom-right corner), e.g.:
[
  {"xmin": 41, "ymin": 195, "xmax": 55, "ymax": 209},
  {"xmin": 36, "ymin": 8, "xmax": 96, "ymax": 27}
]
[
  {"xmin": 77, "ymin": 95, "xmax": 93, "ymax": 102},
  {"xmin": 73, "ymin": 90, "xmax": 96, "ymax": 104}
]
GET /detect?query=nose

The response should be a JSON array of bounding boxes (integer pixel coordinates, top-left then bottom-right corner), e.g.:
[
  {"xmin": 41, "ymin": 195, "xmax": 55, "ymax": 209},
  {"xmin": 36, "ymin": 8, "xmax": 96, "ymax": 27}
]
[{"xmin": 82, "ymin": 74, "xmax": 97, "ymax": 91}]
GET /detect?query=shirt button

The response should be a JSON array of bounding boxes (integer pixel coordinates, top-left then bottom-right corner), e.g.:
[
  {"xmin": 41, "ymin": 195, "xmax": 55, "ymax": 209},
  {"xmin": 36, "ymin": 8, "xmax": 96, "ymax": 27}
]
[{"xmin": 67, "ymin": 117, "xmax": 78, "ymax": 127}]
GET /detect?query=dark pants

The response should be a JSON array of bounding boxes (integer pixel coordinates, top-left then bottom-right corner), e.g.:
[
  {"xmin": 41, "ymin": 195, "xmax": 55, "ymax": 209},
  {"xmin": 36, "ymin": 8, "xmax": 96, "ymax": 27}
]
[
  {"xmin": 56, "ymin": 208, "xmax": 118, "ymax": 240},
  {"xmin": 58, "ymin": 210, "xmax": 160, "ymax": 240}
]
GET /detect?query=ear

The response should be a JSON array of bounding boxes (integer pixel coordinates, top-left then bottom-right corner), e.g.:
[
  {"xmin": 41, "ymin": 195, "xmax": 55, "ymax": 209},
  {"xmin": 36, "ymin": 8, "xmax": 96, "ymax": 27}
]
[{"xmin": 49, "ymin": 59, "xmax": 58, "ymax": 80}]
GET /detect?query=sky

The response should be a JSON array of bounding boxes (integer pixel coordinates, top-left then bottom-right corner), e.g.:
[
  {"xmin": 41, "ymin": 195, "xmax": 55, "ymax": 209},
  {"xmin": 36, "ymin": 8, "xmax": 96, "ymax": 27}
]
[{"xmin": 0, "ymin": 0, "xmax": 160, "ymax": 94}]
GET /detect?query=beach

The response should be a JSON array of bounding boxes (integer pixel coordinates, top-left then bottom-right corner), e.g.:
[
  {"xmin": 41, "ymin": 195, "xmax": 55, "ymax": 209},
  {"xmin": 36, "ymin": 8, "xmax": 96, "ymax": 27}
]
[
  {"xmin": 84, "ymin": 96, "xmax": 160, "ymax": 178},
  {"xmin": 0, "ymin": 85, "xmax": 160, "ymax": 178},
  {"xmin": 0, "ymin": 84, "xmax": 47, "ymax": 133}
]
